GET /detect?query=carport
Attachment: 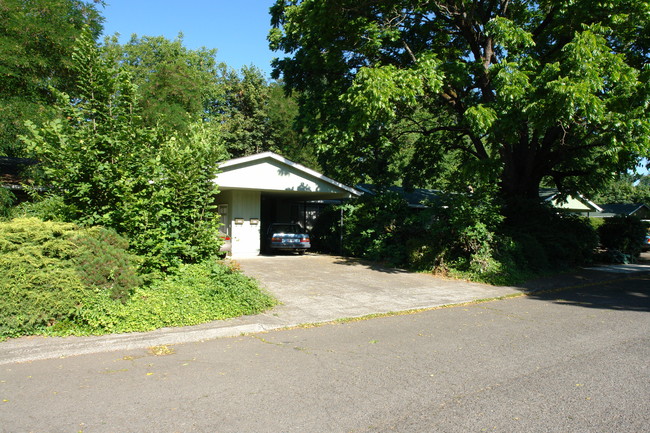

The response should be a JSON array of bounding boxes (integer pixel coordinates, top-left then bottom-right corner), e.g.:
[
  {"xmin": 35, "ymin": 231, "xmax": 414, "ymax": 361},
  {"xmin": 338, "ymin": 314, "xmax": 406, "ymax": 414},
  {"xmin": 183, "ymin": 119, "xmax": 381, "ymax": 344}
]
[{"xmin": 214, "ymin": 152, "xmax": 359, "ymax": 257}]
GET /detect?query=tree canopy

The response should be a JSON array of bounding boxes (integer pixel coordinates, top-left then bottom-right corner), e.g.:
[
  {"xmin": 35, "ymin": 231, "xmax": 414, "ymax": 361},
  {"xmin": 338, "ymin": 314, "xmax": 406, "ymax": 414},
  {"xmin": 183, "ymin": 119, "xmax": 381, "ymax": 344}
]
[
  {"xmin": 102, "ymin": 33, "xmax": 223, "ymax": 133},
  {"xmin": 269, "ymin": 0, "xmax": 650, "ymax": 200},
  {"xmin": 22, "ymin": 29, "xmax": 227, "ymax": 270},
  {"xmin": 0, "ymin": 0, "xmax": 103, "ymax": 157}
]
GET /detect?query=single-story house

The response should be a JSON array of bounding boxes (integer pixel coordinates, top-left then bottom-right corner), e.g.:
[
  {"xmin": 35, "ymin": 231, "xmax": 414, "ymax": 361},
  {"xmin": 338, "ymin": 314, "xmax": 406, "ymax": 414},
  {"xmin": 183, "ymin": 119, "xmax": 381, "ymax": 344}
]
[
  {"xmin": 214, "ymin": 152, "xmax": 359, "ymax": 257},
  {"xmin": 538, "ymin": 188, "xmax": 603, "ymax": 214}
]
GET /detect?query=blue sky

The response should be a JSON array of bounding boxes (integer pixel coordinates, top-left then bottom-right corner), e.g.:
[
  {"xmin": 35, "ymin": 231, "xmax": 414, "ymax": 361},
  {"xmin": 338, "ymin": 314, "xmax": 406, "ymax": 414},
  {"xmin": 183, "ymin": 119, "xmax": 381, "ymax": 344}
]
[{"xmin": 100, "ymin": 0, "xmax": 278, "ymax": 77}]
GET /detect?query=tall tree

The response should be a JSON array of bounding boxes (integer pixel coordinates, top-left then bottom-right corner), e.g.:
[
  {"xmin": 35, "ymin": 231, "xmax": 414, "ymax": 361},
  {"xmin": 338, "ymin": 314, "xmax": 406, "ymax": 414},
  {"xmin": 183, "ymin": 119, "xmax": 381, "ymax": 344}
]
[
  {"xmin": 216, "ymin": 65, "xmax": 275, "ymax": 157},
  {"xmin": 592, "ymin": 172, "xmax": 650, "ymax": 205},
  {"xmin": 269, "ymin": 0, "xmax": 650, "ymax": 200},
  {"xmin": 101, "ymin": 34, "xmax": 222, "ymax": 133},
  {"xmin": 0, "ymin": 0, "xmax": 103, "ymax": 157},
  {"xmin": 214, "ymin": 67, "xmax": 317, "ymax": 165},
  {"xmin": 22, "ymin": 29, "xmax": 226, "ymax": 270}
]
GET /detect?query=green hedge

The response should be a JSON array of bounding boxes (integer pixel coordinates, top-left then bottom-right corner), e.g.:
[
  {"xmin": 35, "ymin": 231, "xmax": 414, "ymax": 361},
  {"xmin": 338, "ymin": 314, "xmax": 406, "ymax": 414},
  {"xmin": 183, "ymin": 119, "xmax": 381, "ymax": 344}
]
[
  {"xmin": 68, "ymin": 261, "xmax": 276, "ymax": 335},
  {"xmin": 0, "ymin": 218, "xmax": 276, "ymax": 339},
  {"xmin": 0, "ymin": 218, "xmax": 141, "ymax": 338}
]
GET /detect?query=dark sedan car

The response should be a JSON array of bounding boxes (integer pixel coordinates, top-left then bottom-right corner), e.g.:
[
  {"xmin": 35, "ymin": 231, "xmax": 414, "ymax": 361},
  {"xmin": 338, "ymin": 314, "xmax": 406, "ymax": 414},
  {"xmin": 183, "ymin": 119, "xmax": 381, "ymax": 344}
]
[
  {"xmin": 266, "ymin": 223, "xmax": 310, "ymax": 255},
  {"xmin": 642, "ymin": 234, "xmax": 650, "ymax": 252}
]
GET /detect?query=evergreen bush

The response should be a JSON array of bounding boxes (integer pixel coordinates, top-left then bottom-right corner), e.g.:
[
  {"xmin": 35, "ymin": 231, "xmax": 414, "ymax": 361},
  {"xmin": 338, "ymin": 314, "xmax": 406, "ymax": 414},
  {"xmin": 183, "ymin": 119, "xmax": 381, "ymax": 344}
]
[{"xmin": 0, "ymin": 218, "xmax": 141, "ymax": 339}]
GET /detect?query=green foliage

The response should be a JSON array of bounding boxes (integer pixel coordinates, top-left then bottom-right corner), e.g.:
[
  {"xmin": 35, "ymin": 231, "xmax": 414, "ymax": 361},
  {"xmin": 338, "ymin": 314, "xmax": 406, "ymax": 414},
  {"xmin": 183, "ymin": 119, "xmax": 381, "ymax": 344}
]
[
  {"xmin": 337, "ymin": 192, "xmax": 416, "ymax": 265},
  {"xmin": 0, "ymin": 188, "xmax": 14, "ymax": 219},
  {"xmin": 0, "ymin": 0, "xmax": 103, "ymax": 157},
  {"xmin": 317, "ymin": 188, "xmax": 599, "ymax": 285},
  {"xmin": 71, "ymin": 227, "xmax": 142, "ymax": 302},
  {"xmin": 101, "ymin": 34, "xmax": 222, "ymax": 133},
  {"xmin": 270, "ymin": 0, "xmax": 650, "ymax": 202},
  {"xmin": 0, "ymin": 218, "xmax": 276, "ymax": 339},
  {"xmin": 21, "ymin": 29, "xmax": 227, "ymax": 271},
  {"xmin": 502, "ymin": 201, "xmax": 599, "ymax": 271},
  {"xmin": 592, "ymin": 173, "xmax": 650, "ymax": 205},
  {"xmin": 214, "ymin": 67, "xmax": 315, "ymax": 165},
  {"xmin": 11, "ymin": 195, "xmax": 76, "ymax": 222},
  {"xmin": 0, "ymin": 218, "xmax": 140, "ymax": 339},
  {"xmin": 55, "ymin": 261, "xmax": 277, "ymax": 335},
  {"xmin": 598, "ymin": 215, "xmax": 647, "ymax": 258},
  {"xmin": 409, "ymin": 189, "xmax": 507, "ymax": 282}
]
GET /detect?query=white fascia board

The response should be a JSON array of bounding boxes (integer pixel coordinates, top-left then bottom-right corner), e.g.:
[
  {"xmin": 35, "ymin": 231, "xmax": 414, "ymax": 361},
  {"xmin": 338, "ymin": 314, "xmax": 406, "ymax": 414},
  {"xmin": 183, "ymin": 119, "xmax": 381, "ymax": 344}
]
[
  {"xmin": 577, "ymin": 194, "xmax": 603, "ymax": 212},
  {"xmin": 218, "ymin": 152, "xmax": 361, "ymax": 196}
]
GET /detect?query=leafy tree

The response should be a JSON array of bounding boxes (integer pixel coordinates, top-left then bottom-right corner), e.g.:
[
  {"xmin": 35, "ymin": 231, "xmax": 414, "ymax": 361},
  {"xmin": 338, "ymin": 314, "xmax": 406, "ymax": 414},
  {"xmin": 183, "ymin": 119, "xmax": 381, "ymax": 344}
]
[
  {"xmin": 101, "ymin": 33, "xmax": 222, "ymax": 133},
  {"xmin": 598, "ymin": 215, "xmax": 647, "ymax": 258},
  {"xmin": 215, "ymin": 67, "xmax": 319, "ymax": 166},
  {"xmin": 267, "ymin": 81, "xmax": 319, "ymax": 168},
  {"xmin": 592, "ymin": 173, "xmax": 650, "ymax": 204},
  {"xmin": 22, "ymin": 29, "xmax": 227, "ymax": 270},
  {"xmin": 0, "ymin": 0, "xmax": 103, "ymax": 157},
  {"xmin": 216, "ymin": 65, "xmax": 276, "ymax": 157},
  {"xmin": 269, "ymin": 0, "xmax": 650, "ymax": 201}
]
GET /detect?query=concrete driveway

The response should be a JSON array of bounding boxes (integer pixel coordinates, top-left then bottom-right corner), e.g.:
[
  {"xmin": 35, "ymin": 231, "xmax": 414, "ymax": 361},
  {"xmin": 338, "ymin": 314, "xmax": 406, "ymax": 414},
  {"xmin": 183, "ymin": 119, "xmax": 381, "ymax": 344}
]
[{"xmin": 237, "ymin": 253, "xmax": 518, "ymax": 324}]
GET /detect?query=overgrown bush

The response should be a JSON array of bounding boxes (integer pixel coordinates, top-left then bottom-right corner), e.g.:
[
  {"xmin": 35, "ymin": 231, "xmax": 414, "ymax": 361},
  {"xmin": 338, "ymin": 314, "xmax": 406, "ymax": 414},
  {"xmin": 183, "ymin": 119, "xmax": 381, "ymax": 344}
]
[
  {"xmin": 317, "ymin": 190, "xmax": 599, "ymax": 285},
  {"xmin": 419, "ymin": 190, "xmax": 504, "ymax": 278},
  {"xmin": 598, "ymin": 215, "xmax": 647, "ymax": 258},
  {"xmin": 64, "ymin": 261, "xmax": 277, "ymax": 335},
  {"xmin": 337, "ymin": 192, "xmax": 417, "ymax": 265},
  {"xmin": 10, "ymin": 195, "xmax": 77, "ymax": 222},
  {"xmin": 0, "ymin": 188, "xmax": 14, "ymax": 219},
  {"xmin": 21, "ymin": 30, "xmax": 227, "ymax": 272},
  {"xmin": 501, "ymin": 200, "xmax": 598, "ymax": 269},
  {"xmin": 0, "ymin": 218, "xmax": 276, "ymax": 339},
  {"xmin": 0, "ymin": 218, "xmax": 140, "ymax": 338}
]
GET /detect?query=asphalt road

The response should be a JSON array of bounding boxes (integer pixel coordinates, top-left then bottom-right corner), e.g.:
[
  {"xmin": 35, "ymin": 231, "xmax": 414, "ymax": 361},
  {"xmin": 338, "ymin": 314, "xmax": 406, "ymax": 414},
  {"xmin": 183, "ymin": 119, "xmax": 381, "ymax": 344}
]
[{"xmin": 1, "ymin": 274, "xmax": 648, "ymax": 433}]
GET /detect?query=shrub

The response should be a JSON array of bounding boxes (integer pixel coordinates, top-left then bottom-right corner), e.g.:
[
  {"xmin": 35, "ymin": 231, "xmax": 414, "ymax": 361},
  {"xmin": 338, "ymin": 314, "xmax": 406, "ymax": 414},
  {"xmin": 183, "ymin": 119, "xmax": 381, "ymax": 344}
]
[
  {"xmin": 502, "ymin": 201, "xmax": 598, "ymax": 269},
  {"xmin": 10, "ymin": 194, "xmax": 77, "ymax": 222},
  {"xmin": 62, "ymin": 260, "xmax": 277, "ymax": 335},
  {"xmin": 598, "ymin": 215, "xmax": 647, "ymax": 258},
  {"xmin": 1, "ymin": 218, "xmax": 276, "ymax": 339},
  {"xmin": 0, "ymin": 188, "xmax": 14, "ymax": 219},
  {"xmin": 0, "ymin": 218, "xmax": 141, "ymax": 339},
  {"xmin": 71, "ymin": 226, "xmax": 142, "ymax": 302},
  {"xmin": 338, "ymin": 192, "xmax": 414, "ymax": 265}
]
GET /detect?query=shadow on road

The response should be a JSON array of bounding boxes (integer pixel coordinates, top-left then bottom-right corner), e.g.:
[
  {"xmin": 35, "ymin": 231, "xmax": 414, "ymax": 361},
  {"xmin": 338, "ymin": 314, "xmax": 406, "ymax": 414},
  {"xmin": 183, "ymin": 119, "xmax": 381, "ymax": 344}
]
[{"xmin": 523, "ymin": 273, "xmax": 650, "ymax": 312}]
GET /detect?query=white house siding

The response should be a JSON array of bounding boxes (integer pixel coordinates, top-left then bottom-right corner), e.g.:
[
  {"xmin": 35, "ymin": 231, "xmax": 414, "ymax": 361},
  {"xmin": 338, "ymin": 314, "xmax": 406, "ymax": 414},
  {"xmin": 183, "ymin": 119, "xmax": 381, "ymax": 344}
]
[
  {"xmin": 226, "ymin": 190, "xmax": 261, "ymax": 257},
  {"xmin": 214, "ymin": 152, "xmax": 360, "ymax": 258},
  {"xmin": 216, "ymin": 158, "xmax": 343, "ymax": 194}
]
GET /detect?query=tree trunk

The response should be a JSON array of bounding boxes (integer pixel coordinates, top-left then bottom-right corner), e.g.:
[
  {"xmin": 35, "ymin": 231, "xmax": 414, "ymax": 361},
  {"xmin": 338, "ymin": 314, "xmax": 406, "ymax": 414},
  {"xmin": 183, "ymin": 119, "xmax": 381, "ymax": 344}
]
[{"xmin": 499, "ymin": 140, "xmax": 544, "ymax": 203}]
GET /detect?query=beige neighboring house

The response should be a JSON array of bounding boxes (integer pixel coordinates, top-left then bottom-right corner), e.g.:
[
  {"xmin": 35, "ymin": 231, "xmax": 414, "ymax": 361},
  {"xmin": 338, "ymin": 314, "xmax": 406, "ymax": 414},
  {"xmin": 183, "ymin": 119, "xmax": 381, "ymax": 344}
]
[
  {"xmin": 214, "ymin": 152, "xmax": 359, "ymax": 257},
  {"xmin": 538, "ymin": 188, "xmax": 603, "ymax": 214}
]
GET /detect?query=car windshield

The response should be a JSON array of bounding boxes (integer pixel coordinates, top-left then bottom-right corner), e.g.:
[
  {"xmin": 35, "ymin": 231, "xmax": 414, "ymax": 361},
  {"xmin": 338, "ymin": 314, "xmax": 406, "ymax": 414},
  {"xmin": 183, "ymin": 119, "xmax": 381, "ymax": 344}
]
[{"xmin": 269, "ymin": 224, "xmax": 302, "ymax": 234}]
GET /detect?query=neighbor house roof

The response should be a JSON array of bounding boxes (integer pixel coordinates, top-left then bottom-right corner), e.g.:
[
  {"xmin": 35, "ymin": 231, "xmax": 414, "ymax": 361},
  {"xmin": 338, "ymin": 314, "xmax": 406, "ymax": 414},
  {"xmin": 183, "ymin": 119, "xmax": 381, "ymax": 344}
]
[
  {"xmin": 356, "ymin": 185, "xmax": 601, "ymax": 212},
  {"xmin": 539, "ymin": 188, "xmax": 603, "ymax": 213},
  {"xmin": 593, "ymin": 203, "xmax": 650, "ymax": 219},
  {"xmin": 355, "ymin": 184, "xmax": 442, "ymax": 208}
]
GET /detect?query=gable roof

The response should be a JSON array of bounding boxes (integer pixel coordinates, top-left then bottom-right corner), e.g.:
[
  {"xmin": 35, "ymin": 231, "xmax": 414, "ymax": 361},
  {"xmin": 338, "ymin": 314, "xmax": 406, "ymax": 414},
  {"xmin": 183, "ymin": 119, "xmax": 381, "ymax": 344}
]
[
  {"xmin": 595, "ymin": 203, "xmax": 650, "ymax": 218},
  {"xmin": 215, "ymin": 152, "xmax": 360, "ymax": 199},
  {"xmin": 355, "ymin": 184, "xmax": 442, "ymax": 208},
  {"xmin": 539, "ymin": 188, "xmax": 603, "ymax": 212}
]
